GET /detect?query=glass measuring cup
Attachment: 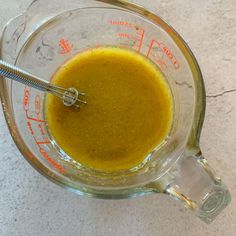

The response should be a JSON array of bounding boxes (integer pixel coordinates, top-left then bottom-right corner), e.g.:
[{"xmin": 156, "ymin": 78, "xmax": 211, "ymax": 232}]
[{"xmin": 0, "ymin": 0, "xmax": 230, "ymax": 223}]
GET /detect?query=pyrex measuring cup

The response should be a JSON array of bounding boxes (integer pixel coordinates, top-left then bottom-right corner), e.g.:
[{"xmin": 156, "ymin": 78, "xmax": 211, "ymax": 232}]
[{"xmin": 0, "ymin": 0, "xmax": 230, "ymax": 223}]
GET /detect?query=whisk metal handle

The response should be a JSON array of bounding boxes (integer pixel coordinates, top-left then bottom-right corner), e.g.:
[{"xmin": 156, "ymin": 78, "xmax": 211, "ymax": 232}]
[{"xmin": 0, "ymin": 60, "xmax": 50, "ymax": 91}]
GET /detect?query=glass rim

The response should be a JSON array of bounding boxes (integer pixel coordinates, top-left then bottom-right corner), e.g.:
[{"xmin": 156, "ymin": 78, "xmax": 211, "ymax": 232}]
[{"xmin": 0, "ymin": 0, "xmax": 206, "ymax": 197}]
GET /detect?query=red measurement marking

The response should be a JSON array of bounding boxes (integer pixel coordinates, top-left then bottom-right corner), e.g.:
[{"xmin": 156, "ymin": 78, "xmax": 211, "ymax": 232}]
[
  {"xmin": 136, "ymin": 28, "xmax": 145, "ymax": 52},
  {"xmin": 23, "ymin": 86, "xmax": 66, "ymax": 174},
  {"xmin": 109, "ymin": 20, "xmax": 133, "ymax": 28},
  {"xmin": 118, "ymin": 33, "xmax": 131, "ymax": 39},
  {"xmin": 25, "ymin": 111, "xmax": 46, "ymax": 123},
  {"xmin": 23, "ymin": 87, "xmax": 30, "ymax": 111},
  {"xmin": 33, "ymin": 137, "xmax": 50, "ymax": 145},
  {"xmin": 147, "ymin": 40, "xmax": 167, "ymax": 69},
  {"xmin": 35, "ymin": 95, "xmax": 41, "ymax": 116},
  {"xmin": 36, "ymin": 141, "xmax": 50, "ymax": 145},
  {"xmin": 155, "ymin": 58, "xmax": 167, "ymax": 69},
  {"xmin": 38, "ymin": 123, "xmax": 45, "ymax": 135},
  {"xmin": 147, "ymin": 39, "xmax": 180, "ymax": 69},
  {"xmin": 39, "ymin": 147, "xmax": 66, "ymax": 174},
  {"xmin": 27, "ymin": 122, "xmax": 49, "ymax": 144},
  {"xmin": 147, "ymin": 39, "xmax": 155, "ymax": 58},
  {"xmin": 23, "ymin": 87, "xmax": 45, "ymax": 122},
  {"xmin": 27, "ymin": 121, "xmax": 34, "ymax": 135},
  {"xmin": 59, "ymin": 38, "xmax": 73, "ymax": 54},
  {"xmin": 162, "ymin": 44, "xmax": 179, "ymax": 69},
  {"xmin": 158, "ymin": 59, "xmax": 167, "ymax": 69},
  {"xmin": 109, "ymin": 19, "xmax": 145, "ymax": 52}
]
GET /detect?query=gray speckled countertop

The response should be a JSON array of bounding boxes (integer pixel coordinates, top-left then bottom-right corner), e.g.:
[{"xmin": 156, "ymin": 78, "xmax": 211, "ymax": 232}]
[{"xmin": 0, "ymin": 0, "xmax": 236, "ymax": 235}]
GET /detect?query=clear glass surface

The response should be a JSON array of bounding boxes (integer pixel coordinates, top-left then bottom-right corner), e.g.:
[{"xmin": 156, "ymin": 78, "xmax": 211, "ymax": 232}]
[{"xmin": 0, "ymin": 0, "xmax": 230, "ymax": 223}]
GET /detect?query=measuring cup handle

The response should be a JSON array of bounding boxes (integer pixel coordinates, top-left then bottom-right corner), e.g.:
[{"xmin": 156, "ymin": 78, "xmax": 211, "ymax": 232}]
[{"xmin": 163, "ymin": 151, "xmax": 230, "ymax": 223}]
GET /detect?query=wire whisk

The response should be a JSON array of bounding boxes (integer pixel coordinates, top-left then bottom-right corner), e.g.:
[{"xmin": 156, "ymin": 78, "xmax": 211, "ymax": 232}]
[{"xmin": 0, "ymin": 60, "xmax": 86, "ymax": 108}]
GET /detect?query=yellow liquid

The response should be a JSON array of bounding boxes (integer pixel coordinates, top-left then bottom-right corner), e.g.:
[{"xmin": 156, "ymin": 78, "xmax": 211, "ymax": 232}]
[{"xmin": 45, "ymin": 47, "xmax": 173, "ymax": 172}]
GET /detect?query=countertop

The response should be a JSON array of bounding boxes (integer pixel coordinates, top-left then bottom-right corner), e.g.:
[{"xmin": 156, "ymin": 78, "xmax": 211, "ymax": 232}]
[{"xmin": 0, "ymin": 0, "xmax": 236, "ymax": 235}]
